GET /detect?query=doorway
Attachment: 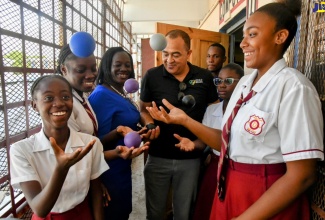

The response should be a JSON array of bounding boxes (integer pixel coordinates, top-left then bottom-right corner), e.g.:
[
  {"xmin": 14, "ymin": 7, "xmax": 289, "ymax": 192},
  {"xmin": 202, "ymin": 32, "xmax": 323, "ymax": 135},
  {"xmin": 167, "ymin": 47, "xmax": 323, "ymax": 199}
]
[{"xmin": 230, "ymin": 25, "xmax": 244, "ymax": 68}]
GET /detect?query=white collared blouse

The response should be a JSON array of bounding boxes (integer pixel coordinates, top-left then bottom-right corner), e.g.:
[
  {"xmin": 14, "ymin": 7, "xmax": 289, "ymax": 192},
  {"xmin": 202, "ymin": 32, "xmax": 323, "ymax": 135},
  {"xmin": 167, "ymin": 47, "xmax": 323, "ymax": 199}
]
[
  {"xmin": 10, "ymin": 129, "xmax": 109, "ymax": 213},
  {"xmin": 223, "ymin": 58, "xmax": 324, "ymax": 164}
]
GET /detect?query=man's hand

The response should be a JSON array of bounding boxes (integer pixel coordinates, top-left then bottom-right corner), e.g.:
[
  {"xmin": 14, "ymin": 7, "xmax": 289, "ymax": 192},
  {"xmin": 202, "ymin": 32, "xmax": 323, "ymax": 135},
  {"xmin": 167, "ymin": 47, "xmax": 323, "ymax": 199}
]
[{"xmin": 139, "ymin": 126, "xmax": 160, "ymax": 141}]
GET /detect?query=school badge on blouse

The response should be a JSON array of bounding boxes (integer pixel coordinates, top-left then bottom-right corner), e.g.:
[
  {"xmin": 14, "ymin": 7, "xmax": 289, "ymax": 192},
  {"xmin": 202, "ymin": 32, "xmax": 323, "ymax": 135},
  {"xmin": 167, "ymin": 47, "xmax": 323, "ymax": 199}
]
[{"xmin": 244, "ymin": 115, "xmax": 265, "ymax": 135}]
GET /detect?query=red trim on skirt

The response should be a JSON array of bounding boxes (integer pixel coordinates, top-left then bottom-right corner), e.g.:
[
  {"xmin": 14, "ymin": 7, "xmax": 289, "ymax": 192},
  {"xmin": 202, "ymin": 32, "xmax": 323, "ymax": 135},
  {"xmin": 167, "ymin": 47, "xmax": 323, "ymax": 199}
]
[
  {"xmin": 193, "ymin": 153, "xmax": 219, "ymax": 220},
  {"xmin": 210, "ymin": 160, "xmax": 310, "ymax": 220},
  {"xmin": 32, "ymin": 199, "xmax": 93, "ymax": 220}
]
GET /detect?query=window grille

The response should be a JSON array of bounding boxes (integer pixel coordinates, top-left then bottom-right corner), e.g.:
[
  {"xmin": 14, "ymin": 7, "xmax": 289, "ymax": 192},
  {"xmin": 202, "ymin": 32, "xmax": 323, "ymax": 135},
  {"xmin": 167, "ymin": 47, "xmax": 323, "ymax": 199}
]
[
  {"xmin": 285, "ymin": 1, "xmax": 325, "ymax": 219},
  {"xmin": 0, "ymin": 0, "xmax": 130, "ymax": 218}
]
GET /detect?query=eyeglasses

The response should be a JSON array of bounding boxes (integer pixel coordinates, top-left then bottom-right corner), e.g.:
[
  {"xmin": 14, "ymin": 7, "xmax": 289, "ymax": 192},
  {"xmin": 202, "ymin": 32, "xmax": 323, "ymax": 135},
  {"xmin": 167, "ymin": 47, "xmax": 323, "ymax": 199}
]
[
  {"xmin": 213, "ymin": 78, "xmax": 239, "ymax": 86},
  {"xmin": 178, "ymin": 82, "xmax": 196, "ymax": 108}
]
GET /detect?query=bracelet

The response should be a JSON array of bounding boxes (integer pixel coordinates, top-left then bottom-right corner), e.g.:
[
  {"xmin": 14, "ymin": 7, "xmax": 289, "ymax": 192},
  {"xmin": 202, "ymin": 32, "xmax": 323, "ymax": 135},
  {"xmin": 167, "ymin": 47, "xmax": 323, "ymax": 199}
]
[{"xmin": 146, "ymin": 123, "xmax": 157, "ymax": 130}]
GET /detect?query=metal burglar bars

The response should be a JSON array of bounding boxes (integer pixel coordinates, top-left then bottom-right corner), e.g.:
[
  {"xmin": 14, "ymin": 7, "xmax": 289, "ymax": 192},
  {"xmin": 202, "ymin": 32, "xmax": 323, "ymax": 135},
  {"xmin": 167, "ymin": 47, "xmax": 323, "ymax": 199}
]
[
  {"xmin": 0, "ymin": 0, "xmax": 130, "ymax": 218},
  {"xmin": 285, "ymin": 1, "xmax": 325, "ymax": 219},
  {"xmin": 0, "ymin": 0, "xmax": 325, "ymax": 219}
]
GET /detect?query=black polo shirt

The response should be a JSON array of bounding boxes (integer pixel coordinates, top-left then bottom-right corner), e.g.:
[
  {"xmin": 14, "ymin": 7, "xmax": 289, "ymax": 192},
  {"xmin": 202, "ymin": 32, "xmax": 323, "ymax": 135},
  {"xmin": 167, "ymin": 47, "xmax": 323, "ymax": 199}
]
[{"xmin": 140, "ymin": 62, "xmax": 218, "ymax": 159}]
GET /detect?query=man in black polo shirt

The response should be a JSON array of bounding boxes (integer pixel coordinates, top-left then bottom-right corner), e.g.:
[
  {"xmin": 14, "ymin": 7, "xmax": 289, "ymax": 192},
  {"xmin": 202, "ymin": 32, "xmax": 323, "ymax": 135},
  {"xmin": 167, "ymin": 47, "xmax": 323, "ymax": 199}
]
[{"xmin": 140, "ymin": 29, "xmax": 218, "ymax": 220}]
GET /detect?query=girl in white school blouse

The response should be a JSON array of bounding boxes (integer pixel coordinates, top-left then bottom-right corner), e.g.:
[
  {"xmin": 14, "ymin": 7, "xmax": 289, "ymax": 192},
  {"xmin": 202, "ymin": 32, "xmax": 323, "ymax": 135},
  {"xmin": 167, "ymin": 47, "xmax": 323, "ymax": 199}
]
[
  {"xmin": 10, "ymin": 75, "xmax": 108, "ymax": 220},
  {"xmin": 145, "ymin": 1, "xmax": 324, "ymax": 219}
]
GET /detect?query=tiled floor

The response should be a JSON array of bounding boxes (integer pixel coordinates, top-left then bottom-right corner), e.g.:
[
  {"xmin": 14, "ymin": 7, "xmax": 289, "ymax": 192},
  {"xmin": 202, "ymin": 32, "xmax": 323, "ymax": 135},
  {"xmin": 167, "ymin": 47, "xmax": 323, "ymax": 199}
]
[{"xmin": 129, "ymin": 154, "xmax": 146, "ymax": 220}]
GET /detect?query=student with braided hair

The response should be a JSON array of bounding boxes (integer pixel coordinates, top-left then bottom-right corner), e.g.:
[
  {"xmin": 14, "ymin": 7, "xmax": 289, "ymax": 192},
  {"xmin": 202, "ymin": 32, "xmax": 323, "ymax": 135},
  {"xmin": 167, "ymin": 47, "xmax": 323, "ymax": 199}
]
[
  {"xmin": 57, "ymin": 44, "xmax": 98, "ymax": 136},
  {"xmin": 10, "ymin": 75, "xmax": 108, "ymax": 220},
  {"xmin": 146, "ymin": 1, "xmax": 323, "ymax": 219},
  {"xmin": 57, "ymin": 44, "xmax": 114, "ymax": 206}
]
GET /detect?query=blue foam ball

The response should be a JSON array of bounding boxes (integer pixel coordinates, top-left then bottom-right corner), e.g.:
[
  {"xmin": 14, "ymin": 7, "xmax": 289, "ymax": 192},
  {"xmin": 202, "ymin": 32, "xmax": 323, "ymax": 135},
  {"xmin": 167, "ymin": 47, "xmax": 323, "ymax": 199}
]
[{"xmin": 69, "ymin": 32, "xmax": 96, "ymax": 58}]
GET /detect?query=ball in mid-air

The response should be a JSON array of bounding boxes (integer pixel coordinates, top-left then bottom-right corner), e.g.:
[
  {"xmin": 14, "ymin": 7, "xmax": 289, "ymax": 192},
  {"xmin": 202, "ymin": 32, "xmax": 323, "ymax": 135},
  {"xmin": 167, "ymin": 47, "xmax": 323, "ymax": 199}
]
[
  {"xmin": 124, "ymin": 78, "xmax": 139, "ymax": 93},
  {"xmin": 69, "ymin": 32, "xmax": 96, "ymax": 58},
  {"xmin": 149, "ymin": 33, "xmax": 167, "ymax": 51}
]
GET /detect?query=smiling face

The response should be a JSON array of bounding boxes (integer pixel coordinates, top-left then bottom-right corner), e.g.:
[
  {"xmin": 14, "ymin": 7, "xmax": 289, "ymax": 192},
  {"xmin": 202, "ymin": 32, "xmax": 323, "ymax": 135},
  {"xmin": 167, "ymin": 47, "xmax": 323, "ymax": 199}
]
[
  {"xmin": 32, "ymin": 78, "xmax": 73, "ymax": 131},
  {"xmin": 110, "ymin": 51, "xmax": 133, "ymax": 85},
  {"xmin": 240, "ymin": 12, "xmax": 285, "ymax": 75},
  {"xmin": 61, "ymin": 55, "xmax": 97, "ymax": 94},
  {"xmin": 217, "ymin": 68, "xmax": 240, "ymax": 100},
  {"xmin": 206, "ymin": 46, "xmax": 226, "ymax": 76},
  {"xmin": 162, "ymin": 36, "xmax": 191, "ymax": 76}
]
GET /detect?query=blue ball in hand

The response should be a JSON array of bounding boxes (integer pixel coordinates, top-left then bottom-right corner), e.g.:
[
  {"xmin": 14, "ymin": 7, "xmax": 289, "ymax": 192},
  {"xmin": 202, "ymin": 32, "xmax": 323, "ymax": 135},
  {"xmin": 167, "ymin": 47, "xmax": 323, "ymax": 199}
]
[{"xmin": 69, "ymin": 32, "xmax": 96, "ymax": 58}]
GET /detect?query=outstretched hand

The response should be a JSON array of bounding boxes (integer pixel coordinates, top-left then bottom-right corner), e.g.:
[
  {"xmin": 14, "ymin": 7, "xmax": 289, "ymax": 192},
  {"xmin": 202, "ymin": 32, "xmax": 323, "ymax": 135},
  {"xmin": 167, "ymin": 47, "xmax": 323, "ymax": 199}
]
[
  {"xmin": 146, "ymin": 99, "xmax": 189, "ymax": 125},
  {"xmin": 174, "ymin": 134, "xmax": 195, "ymax": 152},
  {"xmin": 115, "ymin": 145, "xmax": 135, "ymax": 159},
  {"xmin": 129, "ymin": 141, "xmax": 150, "ymax": 159},
  {"xmin": 49, "ymin": 137, "xmax": 94, "ymax": 171},
  {"xmin": 139, "ymin": 126, "xmax": 160, "ymax": 141}
]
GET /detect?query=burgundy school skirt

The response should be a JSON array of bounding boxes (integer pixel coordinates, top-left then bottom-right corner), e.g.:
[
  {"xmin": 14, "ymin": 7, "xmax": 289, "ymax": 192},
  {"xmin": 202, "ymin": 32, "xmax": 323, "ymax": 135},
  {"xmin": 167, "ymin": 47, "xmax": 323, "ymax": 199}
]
[
  {"xmin": 32, "ymin": 199, "xmax": 93, "ymax": 220},
  {"xmin": 209, "ymin": 160, "xmax": 310, "ymax": 220},
  {"xmin": 193, "ymin": 153, "xmax": 219, "ymax": 220}
]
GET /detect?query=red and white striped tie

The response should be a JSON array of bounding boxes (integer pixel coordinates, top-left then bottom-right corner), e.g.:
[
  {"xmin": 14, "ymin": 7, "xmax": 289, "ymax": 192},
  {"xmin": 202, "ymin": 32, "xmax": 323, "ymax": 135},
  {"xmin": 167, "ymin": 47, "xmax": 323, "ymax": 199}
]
[
  {"xmin": 217, "ymin": 89, "xmax": 255, "ymax": 201},
  {"xmin": 81, "ymin": 98, "xmax": 98, "ymax": 137}
]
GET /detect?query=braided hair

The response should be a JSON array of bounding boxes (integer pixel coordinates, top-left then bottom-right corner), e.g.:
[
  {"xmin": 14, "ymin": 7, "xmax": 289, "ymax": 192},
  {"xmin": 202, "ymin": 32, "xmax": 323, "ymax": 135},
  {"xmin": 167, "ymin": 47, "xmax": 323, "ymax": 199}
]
[
  {"xmin": 30, "ymin": 75, "xmax": 72, "ymax": 99},
  {"xmin": 97, "ymin": 47, "xmax": 135, "ymax": 85},
  {"xmin": 56, "ymin": 44, "xmax": 78, "ymax": 75}
]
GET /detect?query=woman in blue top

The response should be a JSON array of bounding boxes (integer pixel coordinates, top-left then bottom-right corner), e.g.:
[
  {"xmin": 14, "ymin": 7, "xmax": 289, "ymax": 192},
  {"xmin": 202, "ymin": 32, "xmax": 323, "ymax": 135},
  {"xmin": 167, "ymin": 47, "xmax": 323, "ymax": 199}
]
[{"xmin": 89, "ymin": 47, "xmax": 154, "ymax": 220}]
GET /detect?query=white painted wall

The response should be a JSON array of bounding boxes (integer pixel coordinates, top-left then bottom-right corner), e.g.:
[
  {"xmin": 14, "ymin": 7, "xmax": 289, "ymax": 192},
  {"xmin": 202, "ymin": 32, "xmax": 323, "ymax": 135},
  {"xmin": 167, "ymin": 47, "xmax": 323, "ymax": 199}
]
[{"xmin": 124, "ymin": 0, "xmax": 209, "ymax": 34}]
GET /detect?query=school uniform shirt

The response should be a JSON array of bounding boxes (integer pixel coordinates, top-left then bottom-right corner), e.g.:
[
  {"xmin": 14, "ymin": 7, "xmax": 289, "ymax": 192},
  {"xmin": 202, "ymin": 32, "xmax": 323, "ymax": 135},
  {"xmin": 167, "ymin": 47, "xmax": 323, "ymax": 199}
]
[
  {"xmin": 10, "ymin": 129, "xmax": 109, "ymax": 213},
  {"xmin": 68, "ymin": 90, "xmax": 98, "ymax": 135},
  {"xmin": 223, "ymin": 58, "xmax": 324, "ymax": 164},
  {"xmin": 202, "ymin": 101, "xmax": 223, "ymax": 155}
]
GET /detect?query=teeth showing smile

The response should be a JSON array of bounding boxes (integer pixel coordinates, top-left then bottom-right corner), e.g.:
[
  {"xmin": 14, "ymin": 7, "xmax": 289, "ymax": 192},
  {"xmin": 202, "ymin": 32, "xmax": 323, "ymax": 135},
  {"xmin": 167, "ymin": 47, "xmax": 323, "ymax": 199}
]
[
  {"xmin": 84, "ymin": 82, "xmax": 93, "ymax": 85},
  {"xmin": 118, "ymin": 74, "xmax": 129, "ymax": 78},
  {"xmin": 244, "ymin": 52, "xmax": 253, "ymax": 56},
  {"xmin": 52, "ymin": 111, "xmax": 66, "ymax": 116}
]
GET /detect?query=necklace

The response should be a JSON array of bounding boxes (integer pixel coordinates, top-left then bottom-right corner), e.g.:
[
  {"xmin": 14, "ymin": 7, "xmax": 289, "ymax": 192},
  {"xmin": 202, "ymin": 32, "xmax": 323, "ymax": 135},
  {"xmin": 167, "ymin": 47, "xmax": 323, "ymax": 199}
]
[
  {"xmin": 110, "ymin": 84, "xmax": 140, "ymax": 110},
  {"xmin": 110, "ymin": 85, "xmax": 127, "ymax": 98}
]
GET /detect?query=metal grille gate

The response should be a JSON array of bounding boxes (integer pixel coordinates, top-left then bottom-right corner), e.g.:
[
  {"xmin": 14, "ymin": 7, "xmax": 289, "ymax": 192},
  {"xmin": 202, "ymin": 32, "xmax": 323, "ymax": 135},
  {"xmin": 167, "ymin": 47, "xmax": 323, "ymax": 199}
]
[
  {"xmin": 285, "ymin": 1, "xmax": 325, "ymax": 219},
  {"xmin": 0, "ymin": 0, "xmax": 131, "ymax": 218}
]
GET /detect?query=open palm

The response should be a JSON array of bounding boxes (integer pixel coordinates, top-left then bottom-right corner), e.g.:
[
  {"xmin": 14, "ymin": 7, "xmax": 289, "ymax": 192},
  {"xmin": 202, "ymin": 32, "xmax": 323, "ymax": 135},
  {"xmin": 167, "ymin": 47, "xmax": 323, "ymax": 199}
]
[{"xmin": 49, "ymin": 137, "xmax": 94, "ymax": 171}]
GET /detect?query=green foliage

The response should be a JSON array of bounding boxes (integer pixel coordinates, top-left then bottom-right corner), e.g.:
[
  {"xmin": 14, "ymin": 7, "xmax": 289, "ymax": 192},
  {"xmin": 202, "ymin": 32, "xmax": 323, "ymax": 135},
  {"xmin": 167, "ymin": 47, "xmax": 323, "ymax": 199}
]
[
  {"xmin": 4, "ymin": 51, "xmax": 44, "ymax": 68},
  {"xmin": 4, "ymin": 51, "xmax": 24, "ymax": 68}
]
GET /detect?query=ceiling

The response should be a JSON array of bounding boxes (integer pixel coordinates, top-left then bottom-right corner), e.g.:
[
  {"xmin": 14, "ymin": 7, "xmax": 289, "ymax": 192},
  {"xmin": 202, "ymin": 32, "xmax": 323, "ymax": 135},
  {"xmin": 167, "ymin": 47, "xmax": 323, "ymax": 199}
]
[{"xmin": 123, "ymin": 0, "xmax": 211, "ymax": 34}]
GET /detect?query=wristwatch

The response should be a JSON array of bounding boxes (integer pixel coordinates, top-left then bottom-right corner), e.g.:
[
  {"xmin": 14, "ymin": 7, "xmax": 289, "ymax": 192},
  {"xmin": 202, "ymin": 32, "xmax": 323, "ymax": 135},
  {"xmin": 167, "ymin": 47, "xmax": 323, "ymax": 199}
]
[{"xmin": 146, "ymin": 123, "xmax": 157, "ymax": 130}]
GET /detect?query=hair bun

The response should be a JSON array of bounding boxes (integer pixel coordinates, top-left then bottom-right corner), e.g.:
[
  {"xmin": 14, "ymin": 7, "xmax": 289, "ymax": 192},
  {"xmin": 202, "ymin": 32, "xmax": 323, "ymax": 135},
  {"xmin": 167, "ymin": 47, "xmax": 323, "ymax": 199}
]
[{"xmin": 277, "ymin": 0, "xmax": 301, "ymax": 16}]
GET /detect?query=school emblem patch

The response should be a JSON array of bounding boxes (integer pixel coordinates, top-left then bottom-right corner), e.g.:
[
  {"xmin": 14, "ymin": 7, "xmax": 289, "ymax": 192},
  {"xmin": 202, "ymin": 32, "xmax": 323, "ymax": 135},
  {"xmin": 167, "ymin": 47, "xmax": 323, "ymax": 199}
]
[{"xmin": 244, "ymin": 115, "xmax": 265, "ymax": 135}]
